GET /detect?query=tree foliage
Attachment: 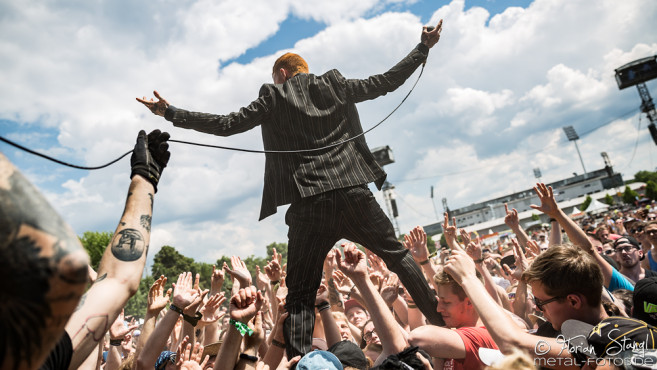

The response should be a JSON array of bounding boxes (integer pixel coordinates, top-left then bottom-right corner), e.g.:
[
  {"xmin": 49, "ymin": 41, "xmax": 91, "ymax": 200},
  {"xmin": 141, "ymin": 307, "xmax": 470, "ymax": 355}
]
[
  {"xmin": 79, "ymin": 231, "xmax": 112, "ymax": 270},
  {"xmin": 603, "ymin": 194, "xmax": 615, "ymax": 206},
  {"xmin": 580, "ymin": 196, "xmax": 592, "ymax": 211},
  {"xmin": 646, "ymin": 181, "xmax": 657, "ymax": 201},
  {"xmin": 623, "ymin": 186, "xmax": 639, "ymax": 205},
  {"xmin": 635, "ymin": 170, "xmax": 657, "ymax": 184}
]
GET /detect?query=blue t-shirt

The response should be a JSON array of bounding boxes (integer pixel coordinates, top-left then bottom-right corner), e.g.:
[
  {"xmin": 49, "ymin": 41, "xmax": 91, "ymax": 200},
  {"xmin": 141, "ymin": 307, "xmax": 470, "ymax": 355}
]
[
  {"xmin": 649, "ymin": 250, "xmax": 657, "ymax": 272},
  {"xmin": 609, "ymin": 267, "xmax": 635, "ymax": 291}
]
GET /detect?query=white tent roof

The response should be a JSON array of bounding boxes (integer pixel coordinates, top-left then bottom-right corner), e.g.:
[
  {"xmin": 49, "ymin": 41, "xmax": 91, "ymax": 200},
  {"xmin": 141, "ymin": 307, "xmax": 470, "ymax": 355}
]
[{"xmin": 584, "ymin": 197, "xmax": 609, "ymax": 214}]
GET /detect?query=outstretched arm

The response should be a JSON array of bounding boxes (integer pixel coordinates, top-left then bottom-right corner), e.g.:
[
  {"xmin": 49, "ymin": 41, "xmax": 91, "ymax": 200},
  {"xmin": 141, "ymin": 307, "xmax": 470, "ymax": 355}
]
[
  {"xmin": 65, "ymin": 129, "xmax": 171, "ymax": 369},
  {"xmin": 530, "ymin": 183, "xmax": 613, "ymax": 287},
  {"xmin": 0, "ymin": 153, "xmax": 89, "ymax": 370}
]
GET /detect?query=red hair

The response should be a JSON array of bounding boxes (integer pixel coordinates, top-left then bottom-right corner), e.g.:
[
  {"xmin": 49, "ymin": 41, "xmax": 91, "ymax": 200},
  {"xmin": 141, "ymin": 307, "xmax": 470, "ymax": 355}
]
[{"xmin": 273, "ymin": 53, "xmax": 308, "ymax": 76}]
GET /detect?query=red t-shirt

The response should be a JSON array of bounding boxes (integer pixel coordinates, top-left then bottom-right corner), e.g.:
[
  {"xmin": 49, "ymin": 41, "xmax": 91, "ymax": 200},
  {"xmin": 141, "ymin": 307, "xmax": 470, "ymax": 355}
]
[{"xmin": 443, "ymin": 326, "xmax": 498, "ymax": 370}]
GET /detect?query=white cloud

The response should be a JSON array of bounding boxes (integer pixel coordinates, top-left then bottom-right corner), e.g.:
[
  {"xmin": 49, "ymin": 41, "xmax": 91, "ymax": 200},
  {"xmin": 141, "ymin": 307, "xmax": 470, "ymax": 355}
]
[{"xmin": 1, "ymin": 0, "xmax": 657, "ymax": 264}]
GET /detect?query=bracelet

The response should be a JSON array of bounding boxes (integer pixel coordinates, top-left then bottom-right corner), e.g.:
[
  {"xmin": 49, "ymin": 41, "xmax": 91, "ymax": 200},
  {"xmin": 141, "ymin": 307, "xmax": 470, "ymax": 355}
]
[
  {"xmin": 271, "ymin": 339, "xmax": 286, "ymax": 348},
  {"xmin": 230, "ymin": 318, "xmax": 254, "ymax": 336},
  {"xmin": 270, "ymin": 280, "xmax": 279, "ymax": 285},
  {"xmin": 183, "ymin": 312, "xmax": 203, "ymax": 327},
  {"xmin": 346, "ymin": 285, "xmax": 355, "ymax": 300},
  {"xmin": 169, "ymin": 304, "xmax": 184, "ymax": 315},
  {"xmin": 419, "ymin": 259, "xmax": 430, "ymax": 265},
  {"xmin": 315, "ymin": 301, "xmax": 331, "ymax": 312},
  {"xmin": 239, "ymin": 353, "xmax": 258, "ymax": 362},
  {"xmin": 109, "ymin": 339, "xmax": 122, "ymax": 346},
  {"xmin": 407, "ymin": 304, "xmax": 418, "ymax": 309},
  {"xmin": 474, "ymin": 258, "xmax": 484, "ymax": 264}
]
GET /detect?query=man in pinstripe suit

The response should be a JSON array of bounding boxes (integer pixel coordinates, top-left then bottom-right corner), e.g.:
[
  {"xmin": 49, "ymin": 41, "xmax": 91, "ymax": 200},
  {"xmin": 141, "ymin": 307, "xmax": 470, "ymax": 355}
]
[{"xmin": 138, "ymin": 19, "xmax": 444, "ymax": 359}]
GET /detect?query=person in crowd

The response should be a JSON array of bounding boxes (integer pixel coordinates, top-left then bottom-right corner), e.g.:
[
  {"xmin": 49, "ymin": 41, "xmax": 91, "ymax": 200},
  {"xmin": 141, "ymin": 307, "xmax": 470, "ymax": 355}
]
[
  {"xmin": 613, "ymin": 235, "xmax": 657, "ymax": 283},
  {"xmin": 138, "ymin": 19, "xmax": 446, "ymax": 359}
]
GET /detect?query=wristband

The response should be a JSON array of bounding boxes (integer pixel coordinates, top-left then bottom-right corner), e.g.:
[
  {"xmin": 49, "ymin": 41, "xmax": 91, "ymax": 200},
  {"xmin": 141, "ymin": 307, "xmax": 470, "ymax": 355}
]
[
  {"xmin": 230, "ymin": 318, "xmax": 254, "ymax": 336},
  {"xmin": 170, "ymin": 304, "xmax": 184, "ymax": 315},
  {"xmin": 316, "ymin": 301, "xmax": 331, "ymax": 312},
  {"xmin": 109, "ymin": 339, "xmax": 122, "ymax": 346},
  {"xmin": 419, "ymin": 259, "xmax": 430, "ymax": 265},
  {"xmin": 270, "ymin": 280, "xmax": 279, "ymax": 285},
  {"xmin": 183, "ymin": 312, "xmax": 203, "ymax": 327},
  {"xmin": 407, "ymin": 304, "xmax": 417, "ymax": 309},
  {"xmin": 474, "ymin": 258, "xmax": 484, "ymax": 264},
  {"xmin": 271, "ymin": 339, "xmax": 286, "ymax": 348},
  {"xmin": 239, "ymin": 353, "xmax": 258, "ymax": 362}
]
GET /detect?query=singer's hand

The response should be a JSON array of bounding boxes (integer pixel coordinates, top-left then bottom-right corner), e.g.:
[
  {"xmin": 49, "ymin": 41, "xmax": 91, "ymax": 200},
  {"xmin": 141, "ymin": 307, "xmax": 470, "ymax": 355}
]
[{"xmin": 422, "ymin": 19, "xmax": 443, "ymax": 48}]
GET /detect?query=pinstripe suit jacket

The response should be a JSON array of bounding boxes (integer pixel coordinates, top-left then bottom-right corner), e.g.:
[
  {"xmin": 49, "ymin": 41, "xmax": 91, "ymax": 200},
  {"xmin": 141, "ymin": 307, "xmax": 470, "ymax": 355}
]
[{"xmin": 165, "ymin": 43, "xmax": 430, "ymax": 220}]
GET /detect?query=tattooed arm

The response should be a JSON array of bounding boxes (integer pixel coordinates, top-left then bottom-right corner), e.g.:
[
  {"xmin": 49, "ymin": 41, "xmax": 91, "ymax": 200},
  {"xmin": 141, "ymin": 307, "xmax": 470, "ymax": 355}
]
[
  {"xmin": 0, "ymin": 153, "xmax": 89, "ymax": 370},
  {"xmin": 64, "ymin": 130, "xmax": 171, "ymax": 369}
]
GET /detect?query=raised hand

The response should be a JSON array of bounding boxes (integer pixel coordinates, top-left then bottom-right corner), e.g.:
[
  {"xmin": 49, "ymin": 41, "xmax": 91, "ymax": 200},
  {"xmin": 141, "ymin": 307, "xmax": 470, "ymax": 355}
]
[
  {"xmin": 255, "ymin": 265, "xmax": 270, "ymax": 291},
  {"xmin": 210, "ymin": 265, "xmax": 225, "ymax": 296},
  {"xmin": 244, "ymin": 311, "xmax": 265, "ymax": 350},
  {"xmin": 130, "ymin": 129, "xmax": 171, "ymax": 192},
  {"xmin": 109, "ymin": 309, "xmax": 138, "ymax": 340},
  {"xmin": 403, "ymin": 226, "xmax": 429, "ymax": 263},
  {"xmin": 336, "ymin": 242, "xmax": 369, "ymax": 282},
  {"xmin": 136, "ymin": 90, "xmax": 169, "ymax": 116},
  {"xmin": 224, "ymin": 256, "xmax": 253, "ymax": 287},
  {"xmin": 442, "ymin": 212, "xmax": 460, "ymax": 250},
  {"xmin": 444, "ymin": 250, "xmax": 477, "ymax": 285},
  {"xmin": 147, "ymin": 275, "xmax": 172, "ymax": 315},
  {"xmin": 380, "ymin": 274, "xmax": 400, "ymax": 307},
  {"xmin": 172, "ymin": 272, "xmax": 200, "ymax": 310},
  {"xmin": 315, "ymin": 282, "xmax": 330, "ymax": 305},
  {"xmin": 421, "ymin": 19, "xmax": 443, "ymax": 48},
  {"xmin": 264, "ymin": 258, "xmax": 282, "ymax": 283},
  {"xmin": 504, "ymin": 203, "xmax": 520, "ymax": 230},
  {"xmin": 175, "ymin": 336, "xmax": 208, "ymax": 370},
  {"xmin": 198, "ymin": 293, "xmax": 226, "ymax": 327},
  {"xmin": 229, "ymin": 286, "xmax": 264, "ymax": 323},
  {"xmin": 332, "ymin": 270, "xmax": 356, "ymax": 296},
  {"xmin": 459, "ymin": 229, "xmax": 473, "ymax": 248},
  {"xmin": 465, "ymin": 240, "xmax": 482, "ymax": 262},
  {"xmin": 530, "ymin": 183, "xmax": 559, "ymax": 218}
]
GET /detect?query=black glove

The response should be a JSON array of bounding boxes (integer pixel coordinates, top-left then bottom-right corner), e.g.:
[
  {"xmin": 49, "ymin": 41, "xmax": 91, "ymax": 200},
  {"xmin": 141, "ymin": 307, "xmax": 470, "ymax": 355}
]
[{"xmin": 130, "ymin": 129, "xmax": 171, "ymax": 192}]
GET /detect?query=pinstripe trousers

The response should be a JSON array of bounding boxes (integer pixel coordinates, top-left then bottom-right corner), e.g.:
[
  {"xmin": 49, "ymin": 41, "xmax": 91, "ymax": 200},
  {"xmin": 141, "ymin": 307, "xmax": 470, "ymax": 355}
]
[{"xmin": 282, "ymin": 184, "xmax": 445, "ymax": 359}]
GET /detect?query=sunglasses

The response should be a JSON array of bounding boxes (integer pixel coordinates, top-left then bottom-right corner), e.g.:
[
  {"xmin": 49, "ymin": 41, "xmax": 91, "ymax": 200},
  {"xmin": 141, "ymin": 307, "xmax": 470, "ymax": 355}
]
[
  {"xmin": 363, "ymin": 329, "xmax": 377, "ymax": 341},
  {"xmin": 603, "ymin": 249, "xmax": 615, "ymax": 255},
  {"xmin": 615, "ymin": 246, "xmax": 640, "ymax": 253},
  {"xmin": 533, "ymin": 295, "xmax": 564, "ymax": 311},
  {"xmin": 631, "ymin": 227, "xmax": 645, "ymax": 233},
  {"xmin": 648, "ymin": 229, "xmax": 657, "ymax": 236}
]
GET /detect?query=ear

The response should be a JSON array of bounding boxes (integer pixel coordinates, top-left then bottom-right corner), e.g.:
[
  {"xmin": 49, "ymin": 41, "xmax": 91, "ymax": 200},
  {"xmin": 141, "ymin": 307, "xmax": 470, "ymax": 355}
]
[
  {"xmin": 278, "ymin": 68, "xmax": 289, "ymax": 81},
  {"xmin": 567, "ymin": 293, "xmax": 583, "ymax": 309}
]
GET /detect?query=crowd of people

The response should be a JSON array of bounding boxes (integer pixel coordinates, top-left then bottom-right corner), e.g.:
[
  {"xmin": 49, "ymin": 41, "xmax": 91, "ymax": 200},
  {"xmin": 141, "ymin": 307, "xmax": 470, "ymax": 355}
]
[{"xmin": 4, "ymin": 128, "xmax": 657, "ymax": 370}]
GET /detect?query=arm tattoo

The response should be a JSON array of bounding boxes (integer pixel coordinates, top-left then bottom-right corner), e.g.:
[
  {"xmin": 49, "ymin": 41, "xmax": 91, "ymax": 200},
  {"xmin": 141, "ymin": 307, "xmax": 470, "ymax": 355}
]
[
  {"xmin": 0, "ymin": 165, "xmax": 87, "ymax": 368},
  {"xmin": 140, "ymin": 215, "xmax": 152, "ymax": 232},
  {"xmin": 110, "ymin": 228, "xmax": 146, "ymax": 261}
]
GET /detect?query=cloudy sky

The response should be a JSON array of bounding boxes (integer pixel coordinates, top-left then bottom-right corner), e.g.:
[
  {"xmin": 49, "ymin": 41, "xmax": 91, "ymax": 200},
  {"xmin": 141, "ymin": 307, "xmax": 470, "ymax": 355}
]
[{"xmin": 1, "ymin": 0, "xmax": 656, "ymax": 268}]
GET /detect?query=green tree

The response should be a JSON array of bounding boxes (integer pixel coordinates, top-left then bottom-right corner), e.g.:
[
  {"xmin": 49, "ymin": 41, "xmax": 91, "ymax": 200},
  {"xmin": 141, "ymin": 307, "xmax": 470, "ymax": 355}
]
[
  {"xmin": 266, "ymin": 242, "xmax": 288, "ymax": 265},
  {"xmin": 151, "ymin": 245, "xmax": 195, "ymax": 285},
  {"xmin": 79, "ymin": 231, "xmax": 113, "ymax": 270},
  {"xmin": 646, "ymin": 181, "xmax": 657, "ymax": 201},
  {"xmin": 603, "ymin": 194, "xmax": 615, "ymax": 205},
  {"xmin": 124, "ymin": 275, "xmax": 154, "ymax": 319},
  {"xmin": 580, "ymin": 195, "xmax": 592, "ymax": 211},
  {"xmin": 623, "ymin": 186, "xmax": 639, "ymax": 205},
  {"xmin": 531, "ymin": 213, "xmax": 540, "ymax": 221},
  {"xmin": 439, "ymin": 233, "xmax": 447, "ymax": 248},
  {"xmin": 635, "ymin": 170, "xmax": 657, "ymax": 184}
]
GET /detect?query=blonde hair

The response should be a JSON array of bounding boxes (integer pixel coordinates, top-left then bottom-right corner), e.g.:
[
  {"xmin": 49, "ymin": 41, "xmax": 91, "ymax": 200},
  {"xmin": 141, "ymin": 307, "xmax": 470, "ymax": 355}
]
[{"xmin": 485, "ymin": 348, "xmax": 536, "ymax": 370}]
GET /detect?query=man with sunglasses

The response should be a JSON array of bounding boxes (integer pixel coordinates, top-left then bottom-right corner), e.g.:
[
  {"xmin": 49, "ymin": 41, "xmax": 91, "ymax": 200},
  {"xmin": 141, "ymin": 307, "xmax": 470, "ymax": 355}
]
[{"xmin": 613, "ymin": 235, "xmax": 657, "ymax": 283}]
